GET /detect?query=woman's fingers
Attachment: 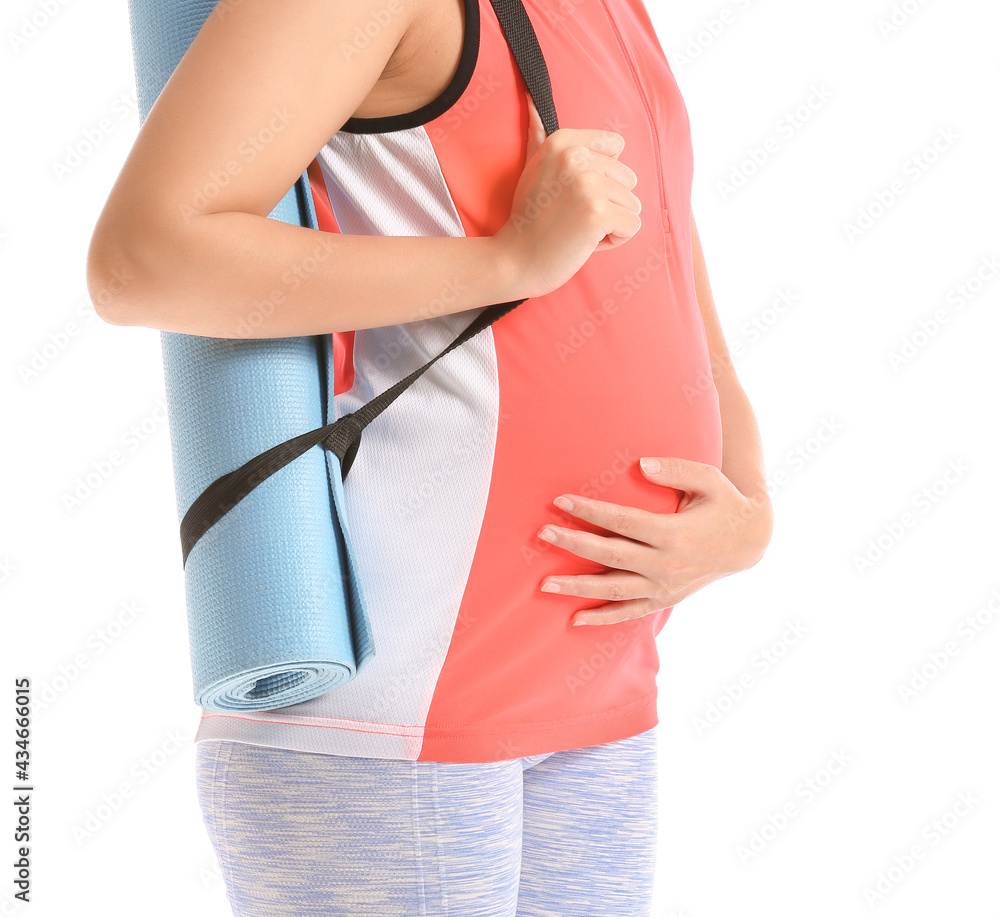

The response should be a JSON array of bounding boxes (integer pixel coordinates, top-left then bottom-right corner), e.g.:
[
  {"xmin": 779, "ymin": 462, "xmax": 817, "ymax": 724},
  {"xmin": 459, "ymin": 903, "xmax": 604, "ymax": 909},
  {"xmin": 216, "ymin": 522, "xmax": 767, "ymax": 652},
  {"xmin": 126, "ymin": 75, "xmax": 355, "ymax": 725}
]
[
  {"xmin": 541, "ymin": 570, "xmax": 651, "ymax": 602},
  {"xmin": 536, "ymin": 523, "xmax": 655, "ymax": 575},
  {"xmin": 560, "ymin": 143, "xmax": 639, "ymax": 200},
  {"xmin": 571, "ymin": 597, "xmax": 669, "ymax": 625},
  {"xmin": 551, "ymin": 493, "xmax": 666, "ymax": 546}
]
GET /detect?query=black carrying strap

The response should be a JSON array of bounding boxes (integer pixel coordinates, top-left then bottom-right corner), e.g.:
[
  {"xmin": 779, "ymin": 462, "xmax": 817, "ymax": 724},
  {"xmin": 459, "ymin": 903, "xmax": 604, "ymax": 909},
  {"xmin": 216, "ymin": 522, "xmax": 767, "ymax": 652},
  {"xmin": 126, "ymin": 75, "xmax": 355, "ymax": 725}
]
[{"xmin": 179, "ymin": 0, "xmax": 560, "ymax": 567}]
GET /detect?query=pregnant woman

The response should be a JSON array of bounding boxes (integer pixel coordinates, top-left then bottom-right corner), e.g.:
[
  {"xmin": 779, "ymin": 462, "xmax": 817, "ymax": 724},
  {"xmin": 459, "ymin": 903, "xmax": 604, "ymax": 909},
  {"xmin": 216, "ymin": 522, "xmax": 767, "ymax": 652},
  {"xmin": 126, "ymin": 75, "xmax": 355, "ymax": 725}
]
[{"xmin": 86, "ymin": 0, "xmax": 773, "ymax": 913}]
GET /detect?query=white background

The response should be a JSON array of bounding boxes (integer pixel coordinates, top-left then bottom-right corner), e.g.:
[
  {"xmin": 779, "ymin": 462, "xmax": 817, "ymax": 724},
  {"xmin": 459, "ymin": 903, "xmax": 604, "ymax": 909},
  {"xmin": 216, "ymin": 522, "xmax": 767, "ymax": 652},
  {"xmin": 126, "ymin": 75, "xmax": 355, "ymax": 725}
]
[{"xmin": 1, "ymin": 0, "xmax": 998, "ymax": 915}]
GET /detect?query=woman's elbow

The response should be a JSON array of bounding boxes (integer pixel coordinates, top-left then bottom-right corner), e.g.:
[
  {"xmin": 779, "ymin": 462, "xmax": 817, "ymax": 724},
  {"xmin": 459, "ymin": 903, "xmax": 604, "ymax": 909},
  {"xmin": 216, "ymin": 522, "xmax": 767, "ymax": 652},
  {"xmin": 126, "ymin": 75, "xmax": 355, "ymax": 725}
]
[{"xmin": 85, "ymin": 228, "xmax": 147, "ymax": 326}]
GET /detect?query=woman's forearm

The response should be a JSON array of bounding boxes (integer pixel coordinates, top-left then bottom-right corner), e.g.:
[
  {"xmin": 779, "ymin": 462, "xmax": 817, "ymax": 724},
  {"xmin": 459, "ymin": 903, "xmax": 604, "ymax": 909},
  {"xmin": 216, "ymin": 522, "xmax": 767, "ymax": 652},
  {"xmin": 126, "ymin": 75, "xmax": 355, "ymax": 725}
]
[
  {"xmin": 87, "ymin": 208, "xmax": 522, "ymax": 338},
  {"xmin": 716, "ymin": 369, "xmax": 773, "ymax": 561},
  {"xmin": 716, "ymin": 372, "xmax": 768, "ymax": 503}
]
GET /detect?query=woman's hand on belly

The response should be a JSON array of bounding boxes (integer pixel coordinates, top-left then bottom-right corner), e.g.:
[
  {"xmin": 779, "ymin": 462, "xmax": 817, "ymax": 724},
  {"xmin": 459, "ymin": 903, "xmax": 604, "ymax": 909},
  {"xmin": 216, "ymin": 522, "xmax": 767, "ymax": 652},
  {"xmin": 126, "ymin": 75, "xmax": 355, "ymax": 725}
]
[{"xmin": 535, "ymin": 455, "xmax": 774, "ymax": 625}]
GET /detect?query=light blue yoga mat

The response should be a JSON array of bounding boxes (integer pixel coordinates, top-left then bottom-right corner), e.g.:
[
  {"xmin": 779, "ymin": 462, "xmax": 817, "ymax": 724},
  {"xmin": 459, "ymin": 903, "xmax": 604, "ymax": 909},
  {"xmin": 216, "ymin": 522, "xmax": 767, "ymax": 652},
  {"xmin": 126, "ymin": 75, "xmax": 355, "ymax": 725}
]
[{"xmin": 127, "ymin": 0, "xmax": 374, "ymax": 711}]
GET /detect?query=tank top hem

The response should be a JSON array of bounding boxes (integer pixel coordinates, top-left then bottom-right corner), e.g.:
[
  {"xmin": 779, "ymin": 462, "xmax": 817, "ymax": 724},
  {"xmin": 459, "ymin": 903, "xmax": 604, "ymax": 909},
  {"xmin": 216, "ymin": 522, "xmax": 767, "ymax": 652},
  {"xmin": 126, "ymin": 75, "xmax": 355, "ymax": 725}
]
[{"xmin": 192, "ymin": 689, "xmax": 659, "ymax": 763}]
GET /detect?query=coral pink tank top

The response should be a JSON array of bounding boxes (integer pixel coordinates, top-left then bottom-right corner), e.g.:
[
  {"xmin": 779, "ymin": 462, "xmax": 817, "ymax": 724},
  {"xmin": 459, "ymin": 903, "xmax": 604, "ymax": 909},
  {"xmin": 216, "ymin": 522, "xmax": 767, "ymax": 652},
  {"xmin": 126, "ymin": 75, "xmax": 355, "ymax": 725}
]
[{"xmin": 194, "ymin": 0, "xmax": 723, "ymax": 762}]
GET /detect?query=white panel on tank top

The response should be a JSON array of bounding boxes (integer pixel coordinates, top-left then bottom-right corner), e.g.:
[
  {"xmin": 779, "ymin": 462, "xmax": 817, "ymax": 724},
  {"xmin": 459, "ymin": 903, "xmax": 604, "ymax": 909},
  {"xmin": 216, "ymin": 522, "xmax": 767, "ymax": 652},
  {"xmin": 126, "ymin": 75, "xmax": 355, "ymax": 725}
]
[{"xmin": 196, "ymin": 126, "xmax": 500, "ymax": 759}]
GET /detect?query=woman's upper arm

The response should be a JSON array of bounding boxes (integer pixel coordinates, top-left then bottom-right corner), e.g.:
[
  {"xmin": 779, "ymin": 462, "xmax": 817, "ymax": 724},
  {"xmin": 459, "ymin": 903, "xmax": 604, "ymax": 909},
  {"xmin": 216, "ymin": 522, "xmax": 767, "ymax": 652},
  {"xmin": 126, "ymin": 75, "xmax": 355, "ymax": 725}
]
[{"xmin": 90, "ymin": 0, "xmax": 418, "ymax": 259}]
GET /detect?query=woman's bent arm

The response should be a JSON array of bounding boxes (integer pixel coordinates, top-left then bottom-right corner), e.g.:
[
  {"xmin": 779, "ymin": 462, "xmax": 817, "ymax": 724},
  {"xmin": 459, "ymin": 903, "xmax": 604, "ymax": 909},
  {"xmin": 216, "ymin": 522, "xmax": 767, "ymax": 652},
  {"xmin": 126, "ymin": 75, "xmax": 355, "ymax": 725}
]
[
  {"xmin": 86, "ymin": 0, "xmax": 523, "ymax": 337},
  {"xmin": 89, "ymin": 211, "xmax": 522, "ymax": 337}
]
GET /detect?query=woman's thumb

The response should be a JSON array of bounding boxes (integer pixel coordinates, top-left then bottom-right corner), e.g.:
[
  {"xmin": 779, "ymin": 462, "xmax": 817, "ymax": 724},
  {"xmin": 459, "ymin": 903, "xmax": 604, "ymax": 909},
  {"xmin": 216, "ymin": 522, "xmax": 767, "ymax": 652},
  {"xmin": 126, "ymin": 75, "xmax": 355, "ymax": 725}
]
[{"xmin": 525, "ymin": 96, "xmax": 547, "ymax": 161}]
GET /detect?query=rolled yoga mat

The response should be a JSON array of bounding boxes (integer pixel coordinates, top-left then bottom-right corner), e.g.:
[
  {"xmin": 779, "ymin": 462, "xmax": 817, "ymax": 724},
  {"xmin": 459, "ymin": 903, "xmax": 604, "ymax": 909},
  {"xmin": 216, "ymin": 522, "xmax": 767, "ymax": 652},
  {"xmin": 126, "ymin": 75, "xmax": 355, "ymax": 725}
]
[{"xmin": 127, "ymin": 0, "xmax": 375, "ymax": 711}]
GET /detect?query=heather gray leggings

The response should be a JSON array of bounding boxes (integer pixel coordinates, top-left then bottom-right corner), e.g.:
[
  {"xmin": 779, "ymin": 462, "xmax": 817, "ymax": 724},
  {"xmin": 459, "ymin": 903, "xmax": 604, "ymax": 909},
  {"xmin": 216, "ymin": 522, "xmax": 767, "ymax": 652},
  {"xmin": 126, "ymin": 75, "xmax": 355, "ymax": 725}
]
[{"xmin": 194, "ymin": 725, "xmax": 659, "ymax": 916}]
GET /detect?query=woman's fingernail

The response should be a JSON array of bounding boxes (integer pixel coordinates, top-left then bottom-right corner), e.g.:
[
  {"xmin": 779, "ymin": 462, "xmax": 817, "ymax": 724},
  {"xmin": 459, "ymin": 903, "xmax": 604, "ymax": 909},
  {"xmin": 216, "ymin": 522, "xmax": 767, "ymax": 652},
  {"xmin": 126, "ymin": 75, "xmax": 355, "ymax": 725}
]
[
  {"xmin": 572, "ymin": 617, "xmax": 588, "ymax": 625},
  {"xmin": 553, "ymin": 495, "xmax": 574, "ymax": 512},
  {"xmin": 640, "ymin": 457, "xmax": 660, "ymax": 474},
  {"xmin": 540, "ymin": 581, "xmax": 560, "ymax": 593},
  {"xmin": 537, "ymin": 527, "xmax": 558, "ymax": 543}
]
